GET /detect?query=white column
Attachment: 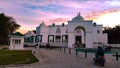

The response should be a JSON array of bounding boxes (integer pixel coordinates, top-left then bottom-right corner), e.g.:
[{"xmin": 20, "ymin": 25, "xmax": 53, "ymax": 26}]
[
  {"xmin": 33, "ymin": 36, "xmax": 35, "ymax": 44},
  {"xmin": 20, "ymin": 38, "xmax": 24, "ymax": 49},
  {"xmin": 81, "ymin": 30, "xmax": 85, "ymax": 44},
  {"xmin": 42, "ymin": 34, "xmax": 48, "ymax": 43},
  {"xmin": 10, "ymin": 38, "xmax": 13, "ymax": 49},
  {"xmin": 86, "ymin": 32, "xmax": 93, "ymax": 48},
  {"xmin": 68, "ymin": 32, "xmax": 75, "ymax": 48}
]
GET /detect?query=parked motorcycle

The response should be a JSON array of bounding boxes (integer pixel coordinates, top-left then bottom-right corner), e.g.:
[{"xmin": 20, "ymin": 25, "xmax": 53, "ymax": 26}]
[{"xmin": 93, "ymin": 55, "xmax": 105, "ymax": 66}]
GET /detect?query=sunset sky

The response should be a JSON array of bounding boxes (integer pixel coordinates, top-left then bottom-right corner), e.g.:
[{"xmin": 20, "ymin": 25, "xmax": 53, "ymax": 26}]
[{"xmin": 0, "ymin": 0, "xmax": 120, "ymax": 34}]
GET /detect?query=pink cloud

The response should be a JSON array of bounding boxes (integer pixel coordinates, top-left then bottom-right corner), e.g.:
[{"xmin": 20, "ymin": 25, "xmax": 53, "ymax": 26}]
[
  {"xmin": 44, "ymin": 17, "xmax": 69, "ymax": 25},
  {"xmin": 1, "ymin": 0, "xmax": 120, "ymax": 34},
  {"xmin": 83, "ymin": 9, "xmax": 120, "ymax": 20}
]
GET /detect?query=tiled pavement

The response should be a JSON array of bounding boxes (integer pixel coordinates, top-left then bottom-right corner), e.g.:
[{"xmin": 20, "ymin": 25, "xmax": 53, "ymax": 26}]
[{"xmin": 1, "ymin": 48, "xmax": 120, "ymax": 68}]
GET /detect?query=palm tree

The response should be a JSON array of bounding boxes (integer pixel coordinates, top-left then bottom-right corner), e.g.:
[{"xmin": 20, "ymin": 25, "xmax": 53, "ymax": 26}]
[{"xmin": 104, "ymin": 25, "xmax": 120, "ymax": 44}]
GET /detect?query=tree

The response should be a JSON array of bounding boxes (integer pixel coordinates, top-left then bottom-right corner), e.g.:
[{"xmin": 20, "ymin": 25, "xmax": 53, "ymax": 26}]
[
  {"xmin": 103, "ymin": 25, "xmax": 120, "ymax": 44},
  {"xmin": 0, "ymin": 13, "xmax": 20, "ymax": 45}
]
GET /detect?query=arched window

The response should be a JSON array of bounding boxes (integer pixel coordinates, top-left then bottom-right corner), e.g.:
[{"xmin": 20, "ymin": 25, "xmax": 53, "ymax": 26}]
[
  {"xmin": 62, "ymin": 23, "xmax": 65, "ymax": 27},
  {"xmin": 75, "ymin": 29, "xmax": 81, "ymax": 36},
  {"xmin": 52, "ymin": 23, "xmax": 55, "ymax": 27}
]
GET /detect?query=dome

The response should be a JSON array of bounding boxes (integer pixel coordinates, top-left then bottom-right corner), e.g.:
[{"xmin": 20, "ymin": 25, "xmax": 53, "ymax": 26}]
[{"xmin": 71, "ymin": 13, "xmax": 84, "ymax": 22}]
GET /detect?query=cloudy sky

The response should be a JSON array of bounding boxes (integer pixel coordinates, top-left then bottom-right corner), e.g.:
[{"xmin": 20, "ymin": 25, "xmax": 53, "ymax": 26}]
[{"xmin": 0, "ymin": 0, "xmax": 120, "ymax": 34}]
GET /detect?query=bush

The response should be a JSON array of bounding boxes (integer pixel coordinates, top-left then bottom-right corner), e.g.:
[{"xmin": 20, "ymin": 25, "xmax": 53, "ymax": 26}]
[
  {"xmin": 2, "ymin": 47, "xmax": 8, "ymax": 50},
  {"xmin": 0, "ymin": 42, "xmax": 8, "ymax": 45}
]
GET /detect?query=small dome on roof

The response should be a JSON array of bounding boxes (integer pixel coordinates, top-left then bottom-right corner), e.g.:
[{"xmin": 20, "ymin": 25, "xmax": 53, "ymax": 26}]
[{"xmin": 71, "ymin": 12, "xmax": 84, "ymax": 22}]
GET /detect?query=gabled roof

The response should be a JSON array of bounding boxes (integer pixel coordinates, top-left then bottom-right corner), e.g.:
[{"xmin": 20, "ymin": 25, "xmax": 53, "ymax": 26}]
[{"xmin": 10, "ymin": 32, "xmax": 24, "ymax": 36}]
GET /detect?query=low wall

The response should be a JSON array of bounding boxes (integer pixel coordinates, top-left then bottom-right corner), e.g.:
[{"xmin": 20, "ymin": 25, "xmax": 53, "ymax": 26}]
[
  {"xmin": 0, "ymin": 45, "xmax": 9, "ymax": 49},
  {"xmin": 107, "ymin": 44, "xmax": 120, "ymax": 48},
  {"xmin": 93, "ymin": 44, "xmax": 120, "ymax": 48}
]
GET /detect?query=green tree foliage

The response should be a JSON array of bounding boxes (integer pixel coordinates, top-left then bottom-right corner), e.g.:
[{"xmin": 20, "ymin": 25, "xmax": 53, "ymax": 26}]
[
  {"xmin": 103, "ymin": 25, "xmax": 120, "ymax": 44},
  {"xmin": 0, "ymin": 13, "xmax": 20, "ymax": 45}
]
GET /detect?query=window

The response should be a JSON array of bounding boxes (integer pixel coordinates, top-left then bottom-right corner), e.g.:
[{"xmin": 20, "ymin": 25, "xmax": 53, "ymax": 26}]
[
  {"xmin": 55, "ymin": 36, "xmax": 61, "ymax": 42},
  {"xmin": 76, "ymin": 29, "xmax": 81, "ymax": 33},
  {"xmin": 62, "ymin": 35, "xmax": 68, "ymax": 43},
  {"xmin": 75, "ymin": 29, "xmax": 81, "ymax": 36},
  {"xmin": 52, "ymin": 23, "xmax": 55, "ymax": 27},
  {"xmin": 62, "ymin": 23, "xmax": 64, "ymax": 27},
  {"xmin": 12, "ymin": 39, "xmax": 21, "ymax": 45},
  {"xmin": 48, "ymin": 35, "xmax": 54, "ymax": 42},
  {"xmin": 35, "ymin": 36, "xmax": 39, "ymax": 42},
  {"xmin": 15, "ymin": 40, "xmax": 18, "ymax": 44},
  {"xmin": 97, "ymin": 30, "xmax": 100, "ymax": 33},
  {"xmin": 93, "ymin": 22, "xmax": 96, "ymax": 27}
]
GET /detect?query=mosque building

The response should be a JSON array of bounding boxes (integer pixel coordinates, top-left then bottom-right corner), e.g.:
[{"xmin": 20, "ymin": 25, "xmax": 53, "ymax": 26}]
[
  {"xmin": 24, "ymin": 13, "xmax": 108, "ymax": 48},
  {"xmin": 9, "ymin": 13, "xmax": 108, "ymax": 49}
]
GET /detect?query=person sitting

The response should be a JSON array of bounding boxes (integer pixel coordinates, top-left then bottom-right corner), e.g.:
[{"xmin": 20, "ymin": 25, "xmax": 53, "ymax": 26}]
[
  {"xmin": 94, "ymin": 46, "xmax": 105, "ymax": 66},
  {"xmin": 46, "ymin": 43, "xmax": 52, "ymax": 49},
  {"xmin": 95, "ymin": 46, "xmax": 105, "ymax": 59},
  {"xmin": 74, "ymin": 41, "xmax": 80, "ymax": 48}
]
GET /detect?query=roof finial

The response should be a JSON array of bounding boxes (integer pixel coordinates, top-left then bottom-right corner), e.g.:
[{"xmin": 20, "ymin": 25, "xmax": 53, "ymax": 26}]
[
  {"xmin": 39, "ymin": 21, "xmax": 46, "ymax": 26},
  {"xmin": 77, "ymin": 12, "xmax": 81, "ymax": 16},
  {"xmin": 42, "ymin": 21, "xmax": 44, "ymax": 23}
]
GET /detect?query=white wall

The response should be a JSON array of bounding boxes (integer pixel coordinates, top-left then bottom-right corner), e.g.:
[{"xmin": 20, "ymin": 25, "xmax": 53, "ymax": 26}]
[
  {"xmin": 9, "ymin": 36, "xmax": 24, "ymax": 50},
  {"xmin": 92, "ymin": 25, "xmax": 108, "ymax": 46},
  {"xmin": 84, "ymin": 22, "xmax": 93, "ymax": 48},
  {"xmin": 48, "ymin": 25, "xmax": 67, "ymax": 35},
  {"xmin": 40, "ymin": 26, "xmax": 49, "ymax": 43},
  {"xmin": 67, "ymin": 21, "xmax": 93, "ymax": 48},
  {"xmin": 102, "ymin": 33, "xmax": 108, "ymax": 44},
  {"xmin": 68, "ymin": 32, "xmax": 75, "ymax": 48},
  {"xmin": 86, "ymin": 32, "xmax": 93, "ymax": 48},
  {"xmin": 35, "ymin": 20, "xmax": 107, "ymax": 48}
]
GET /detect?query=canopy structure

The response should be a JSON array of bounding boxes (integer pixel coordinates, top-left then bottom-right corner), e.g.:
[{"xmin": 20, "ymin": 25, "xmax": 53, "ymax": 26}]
[{"xmin": 9, "ymin": 32, "xmax": 24, "ymax": 50}]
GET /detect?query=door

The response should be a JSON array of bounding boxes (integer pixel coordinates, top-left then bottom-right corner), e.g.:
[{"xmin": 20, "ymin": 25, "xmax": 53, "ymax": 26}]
[{"xmin": 75, "ymin": 36, "xmax": 82, "ymax": 44}]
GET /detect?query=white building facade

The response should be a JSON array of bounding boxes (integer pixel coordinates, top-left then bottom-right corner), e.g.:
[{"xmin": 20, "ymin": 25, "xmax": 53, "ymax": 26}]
[
  {"xmin": 9, "ymin": 32, "xmax": 24, "ymax": 50},
  {"xmin": 24, "ymin": 31, "xmax": 36, "ymax": 46},
  {"xmin": 27, "ymin": 13, "xmax": 108, "ymax": 48}
]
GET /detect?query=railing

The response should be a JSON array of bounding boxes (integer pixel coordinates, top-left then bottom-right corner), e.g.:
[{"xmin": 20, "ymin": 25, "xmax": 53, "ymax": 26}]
[
  {"xmin": 53, "ymin": 42, "xmax": 68, "ymax": 46},
  {"xmin": 107, "ymin": 44, "xmax": 120, "ymax": 48},
  {"xmin": 93, "ymin": 44, "xmax": 120, "ymax": 48}
]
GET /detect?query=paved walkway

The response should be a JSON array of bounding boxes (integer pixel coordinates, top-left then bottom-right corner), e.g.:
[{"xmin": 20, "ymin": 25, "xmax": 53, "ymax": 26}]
[{"xmin": 4, "ymin": 48, "xmax": 120, "ymax": 68}]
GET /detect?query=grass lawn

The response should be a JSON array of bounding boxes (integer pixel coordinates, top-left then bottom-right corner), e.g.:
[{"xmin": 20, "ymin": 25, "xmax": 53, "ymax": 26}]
[{"xmin": 0, "ymin": 50, "xmax": 39, "ymax": 65}]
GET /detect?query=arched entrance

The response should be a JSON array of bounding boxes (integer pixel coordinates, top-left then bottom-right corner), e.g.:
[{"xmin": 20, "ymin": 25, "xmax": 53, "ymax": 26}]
[{"xmin": 74, "ymin": 26, "xmax": 86, "ymax": 48}]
